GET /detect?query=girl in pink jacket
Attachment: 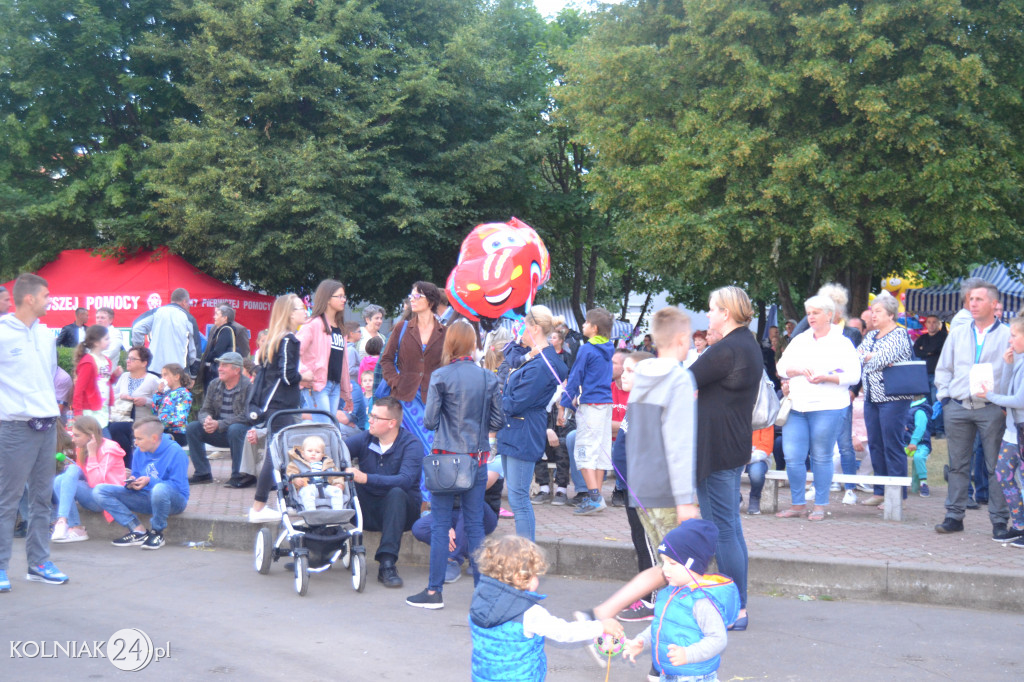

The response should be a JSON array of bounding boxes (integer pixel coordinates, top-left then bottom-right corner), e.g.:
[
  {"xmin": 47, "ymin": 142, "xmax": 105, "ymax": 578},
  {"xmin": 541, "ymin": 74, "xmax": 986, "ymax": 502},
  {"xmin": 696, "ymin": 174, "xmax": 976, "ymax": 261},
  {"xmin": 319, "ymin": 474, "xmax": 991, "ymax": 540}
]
[{"xmin": 52, "ymin": 415, "xmax": 127, "ymax": 543}]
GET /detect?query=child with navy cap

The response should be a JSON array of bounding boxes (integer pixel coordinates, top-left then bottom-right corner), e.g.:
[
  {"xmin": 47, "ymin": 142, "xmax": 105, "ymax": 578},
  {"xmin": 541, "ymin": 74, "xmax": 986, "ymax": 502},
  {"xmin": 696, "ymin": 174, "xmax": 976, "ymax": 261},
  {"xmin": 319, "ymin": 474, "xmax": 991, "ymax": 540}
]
[{"xmin": 623, "ymin": 519, "xmax": 740, "ymax": 681}]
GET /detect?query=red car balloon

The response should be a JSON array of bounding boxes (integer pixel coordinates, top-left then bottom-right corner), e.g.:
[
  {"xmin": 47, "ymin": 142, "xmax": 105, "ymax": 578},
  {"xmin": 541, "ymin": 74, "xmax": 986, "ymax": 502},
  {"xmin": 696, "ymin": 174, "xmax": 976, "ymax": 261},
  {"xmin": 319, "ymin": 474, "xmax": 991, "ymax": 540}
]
[{"xmin": 446, "ymin": 218, "xmax": 550, "ymax": 330}]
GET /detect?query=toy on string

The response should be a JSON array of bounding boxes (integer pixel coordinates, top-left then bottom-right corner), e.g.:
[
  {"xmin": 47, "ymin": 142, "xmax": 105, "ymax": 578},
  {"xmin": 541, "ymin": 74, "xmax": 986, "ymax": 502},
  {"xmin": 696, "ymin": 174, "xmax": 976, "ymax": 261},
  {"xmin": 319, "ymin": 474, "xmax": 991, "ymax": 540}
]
[{"xmin": 445, "ymin": 218, "xmax": 551, "ymax": 332}]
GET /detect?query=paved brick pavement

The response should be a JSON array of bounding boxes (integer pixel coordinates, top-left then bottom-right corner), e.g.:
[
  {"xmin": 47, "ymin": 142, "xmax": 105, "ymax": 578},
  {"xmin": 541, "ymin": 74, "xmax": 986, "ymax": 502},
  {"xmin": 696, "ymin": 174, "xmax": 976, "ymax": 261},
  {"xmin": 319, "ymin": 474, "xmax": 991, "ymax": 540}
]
[{"xmin": 191, "ymin": 455, "xmax": 1024, "ymax": 573}]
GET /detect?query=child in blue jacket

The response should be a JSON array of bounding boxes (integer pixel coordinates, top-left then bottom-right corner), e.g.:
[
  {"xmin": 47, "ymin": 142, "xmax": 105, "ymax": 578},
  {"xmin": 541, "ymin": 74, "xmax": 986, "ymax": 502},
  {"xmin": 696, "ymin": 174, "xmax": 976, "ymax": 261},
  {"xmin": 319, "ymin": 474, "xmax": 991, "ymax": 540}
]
[
  {"xmin": 560, "ymin": 307, "xmax": 615, "ymax": 515},
  {"xmin": 624, "ymin": 519, "xmax": 740, "ymax": 681},
  {"xmin": 469, "ymin": 535, "xmax": 622, "ymax": 681}
]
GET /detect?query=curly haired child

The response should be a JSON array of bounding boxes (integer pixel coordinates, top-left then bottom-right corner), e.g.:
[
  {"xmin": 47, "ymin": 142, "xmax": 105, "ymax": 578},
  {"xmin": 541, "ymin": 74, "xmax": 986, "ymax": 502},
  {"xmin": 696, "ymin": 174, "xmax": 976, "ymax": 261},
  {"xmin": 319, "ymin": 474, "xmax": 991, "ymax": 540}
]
[{"xmin": 469, "ymin": 535, "xmax": 623, "ymax": 682}]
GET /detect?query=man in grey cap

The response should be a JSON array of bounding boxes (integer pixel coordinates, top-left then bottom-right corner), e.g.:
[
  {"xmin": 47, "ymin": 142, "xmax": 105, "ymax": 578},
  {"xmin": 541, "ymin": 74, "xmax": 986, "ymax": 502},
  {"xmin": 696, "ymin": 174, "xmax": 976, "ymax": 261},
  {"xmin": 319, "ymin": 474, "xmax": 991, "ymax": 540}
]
[{"xmin": 185, "ymin": 351, "xmax": 254, "ymax": 487}]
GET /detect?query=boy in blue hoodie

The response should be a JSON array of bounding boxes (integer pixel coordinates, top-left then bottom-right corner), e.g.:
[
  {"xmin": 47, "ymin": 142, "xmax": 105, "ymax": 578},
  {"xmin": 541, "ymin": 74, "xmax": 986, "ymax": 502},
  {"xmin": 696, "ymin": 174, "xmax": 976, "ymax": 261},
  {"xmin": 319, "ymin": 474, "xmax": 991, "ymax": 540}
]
[
  {"xmin": 93, "ymin": 418, "xmax": 190, "ymax": 550},
  {"xmin": 561, "ymin": 307, "xmax": 615, "ymax": 515}
]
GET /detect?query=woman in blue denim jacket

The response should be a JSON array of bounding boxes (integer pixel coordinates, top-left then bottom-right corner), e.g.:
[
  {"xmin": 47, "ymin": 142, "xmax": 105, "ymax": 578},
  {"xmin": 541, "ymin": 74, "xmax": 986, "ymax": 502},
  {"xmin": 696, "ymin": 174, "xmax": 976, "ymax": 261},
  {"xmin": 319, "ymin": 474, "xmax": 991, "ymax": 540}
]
[{"xmin": 497, "ymin": 306, "xmax": 567, "ymax": 541}]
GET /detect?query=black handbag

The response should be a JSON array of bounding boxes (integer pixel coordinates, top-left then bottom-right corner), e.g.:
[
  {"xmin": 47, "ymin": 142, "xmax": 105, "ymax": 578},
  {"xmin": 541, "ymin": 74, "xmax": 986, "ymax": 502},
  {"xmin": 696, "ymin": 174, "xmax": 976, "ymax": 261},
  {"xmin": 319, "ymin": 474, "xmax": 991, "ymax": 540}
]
[{"xmin": 422, "ymin": 454, "xmax": 477, "ymax": 494}]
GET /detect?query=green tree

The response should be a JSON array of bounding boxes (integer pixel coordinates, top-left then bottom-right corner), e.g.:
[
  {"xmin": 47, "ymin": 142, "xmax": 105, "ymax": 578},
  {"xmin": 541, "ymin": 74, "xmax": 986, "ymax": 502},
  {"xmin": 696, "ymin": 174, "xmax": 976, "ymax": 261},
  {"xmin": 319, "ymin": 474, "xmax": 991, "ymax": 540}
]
[
  {"xmin": 560, "ymin": 0, "xmax": 1024, "ymax": 319},
  {"xmin": 145, "ymin": 0, "xmax": 551, "ymax": 306},
  {"xmin": 0, "ymin": 0, "xmax": 195, "ymax": 278}
]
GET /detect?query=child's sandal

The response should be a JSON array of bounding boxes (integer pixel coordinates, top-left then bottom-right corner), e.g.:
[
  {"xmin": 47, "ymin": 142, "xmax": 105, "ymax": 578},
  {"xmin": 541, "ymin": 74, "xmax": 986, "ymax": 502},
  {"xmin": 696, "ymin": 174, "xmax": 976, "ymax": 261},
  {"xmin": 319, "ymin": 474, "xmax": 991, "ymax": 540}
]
[{"xmin": 808, "ymin": 508, "xmax": 826, "ymax": 521}]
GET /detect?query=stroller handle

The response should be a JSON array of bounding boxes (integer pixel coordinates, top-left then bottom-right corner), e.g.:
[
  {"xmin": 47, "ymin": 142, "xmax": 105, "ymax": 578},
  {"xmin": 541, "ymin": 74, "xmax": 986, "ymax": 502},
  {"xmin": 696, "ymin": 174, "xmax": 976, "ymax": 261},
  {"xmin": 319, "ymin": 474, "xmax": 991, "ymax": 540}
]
[
  {"xmin": 265, "ymin": 408, "xmax": 342, "ymax": 434},
  {"xmin": 287, "ymin": 471, "xmax": 354, "ymax": 482}
]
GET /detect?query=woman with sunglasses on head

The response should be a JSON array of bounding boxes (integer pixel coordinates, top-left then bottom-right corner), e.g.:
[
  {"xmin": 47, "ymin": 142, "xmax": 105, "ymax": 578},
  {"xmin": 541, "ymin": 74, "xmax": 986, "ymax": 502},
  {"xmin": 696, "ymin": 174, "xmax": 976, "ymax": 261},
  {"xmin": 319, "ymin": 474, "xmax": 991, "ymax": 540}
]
[{"xmin": 379, "ymin": 282, "xmax": 447, "ymax": 460}]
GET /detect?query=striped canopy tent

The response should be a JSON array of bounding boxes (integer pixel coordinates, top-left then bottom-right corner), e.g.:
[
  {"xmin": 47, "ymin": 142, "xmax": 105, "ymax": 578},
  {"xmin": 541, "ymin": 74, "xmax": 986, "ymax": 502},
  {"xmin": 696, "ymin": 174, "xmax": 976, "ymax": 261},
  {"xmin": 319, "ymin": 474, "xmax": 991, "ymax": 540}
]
[
  {"xmin": 494, "ymin": 298, "xmax": 635, "ymax": 339},
  {"xmin": 904, "ymin": 263, "xmax": 1024, "ymax": 318}
]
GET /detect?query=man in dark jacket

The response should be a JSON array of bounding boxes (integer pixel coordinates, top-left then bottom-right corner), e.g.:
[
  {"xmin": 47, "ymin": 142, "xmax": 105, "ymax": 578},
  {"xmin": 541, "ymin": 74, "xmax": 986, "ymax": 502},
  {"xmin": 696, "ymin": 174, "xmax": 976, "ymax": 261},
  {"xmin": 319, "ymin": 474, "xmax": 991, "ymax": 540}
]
[
  {"xmin": 914, "ymin": 314, "xmax": 948, "ymax": 404},
  {"xmin": 56, "ymin": 307, "xmax": 88, "ymax": 348},
  {"xmin": 185, "ymin": 352, "xmax": 253, "ymax": 487},
  {"xmin": 344, "ymin": 397, "xmax": 423, "ymax": 588}
]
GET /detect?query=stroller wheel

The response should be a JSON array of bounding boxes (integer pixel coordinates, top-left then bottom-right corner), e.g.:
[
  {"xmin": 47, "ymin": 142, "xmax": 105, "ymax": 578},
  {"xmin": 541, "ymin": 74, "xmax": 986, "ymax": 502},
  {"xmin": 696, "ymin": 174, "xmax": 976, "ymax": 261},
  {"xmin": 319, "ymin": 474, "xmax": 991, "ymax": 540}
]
[
  {"xmin": 352, "ymin": 553, "xmax": 366, "ymax": 593},
  {"xmin": 294, "ymin": 555, "xmax": 309, "ymax": 596},
  {"xmin": 254, "ymin": 528, "xmax": 272, "ymax": 575},
  {"xmin": 341, "ymin": 539, "xmax": 352, "ymax": 569}
]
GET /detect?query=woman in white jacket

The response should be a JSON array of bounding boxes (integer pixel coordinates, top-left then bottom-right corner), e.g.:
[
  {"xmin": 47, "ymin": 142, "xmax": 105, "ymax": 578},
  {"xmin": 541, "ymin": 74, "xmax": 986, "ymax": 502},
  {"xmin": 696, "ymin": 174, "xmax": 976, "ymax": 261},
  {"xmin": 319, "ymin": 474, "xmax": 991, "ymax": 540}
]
[{"xmin": 775, "ymin": 295, "xmax": 862, "ymax": 521}]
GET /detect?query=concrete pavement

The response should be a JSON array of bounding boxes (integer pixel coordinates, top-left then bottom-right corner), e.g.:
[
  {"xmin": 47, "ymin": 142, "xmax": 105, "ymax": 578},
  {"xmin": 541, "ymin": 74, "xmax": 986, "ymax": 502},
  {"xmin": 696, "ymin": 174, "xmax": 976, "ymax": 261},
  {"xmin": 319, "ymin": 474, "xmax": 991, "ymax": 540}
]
[{"xmin": 67, "ymin": 452, "xmax": 1024, "ymax": 612}]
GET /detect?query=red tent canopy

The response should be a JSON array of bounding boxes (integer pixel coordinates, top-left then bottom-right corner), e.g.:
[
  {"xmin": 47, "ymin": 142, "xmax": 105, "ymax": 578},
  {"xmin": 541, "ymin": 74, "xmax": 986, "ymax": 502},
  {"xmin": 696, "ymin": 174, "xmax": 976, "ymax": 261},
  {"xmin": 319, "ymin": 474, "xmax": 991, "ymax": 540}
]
[{"xmin": 3, "ymin": 248, "xmax": 275, "ymax": 334}]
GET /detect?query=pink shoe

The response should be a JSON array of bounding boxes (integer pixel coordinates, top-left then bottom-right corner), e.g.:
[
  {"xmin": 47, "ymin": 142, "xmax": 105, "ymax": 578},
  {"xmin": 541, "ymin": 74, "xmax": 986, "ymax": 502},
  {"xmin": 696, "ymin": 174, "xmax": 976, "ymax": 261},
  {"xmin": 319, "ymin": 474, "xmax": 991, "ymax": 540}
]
[
  {"xmin": 60, "ymin": 527, "xmax": 89, "ymax": 543},
  {"xmin": 499, "ymin": 508, "xmax": 514, "ymax": 518},
  {"xmin": 51, "ymin": 519, "xmax": 69, "ymax": 542}
]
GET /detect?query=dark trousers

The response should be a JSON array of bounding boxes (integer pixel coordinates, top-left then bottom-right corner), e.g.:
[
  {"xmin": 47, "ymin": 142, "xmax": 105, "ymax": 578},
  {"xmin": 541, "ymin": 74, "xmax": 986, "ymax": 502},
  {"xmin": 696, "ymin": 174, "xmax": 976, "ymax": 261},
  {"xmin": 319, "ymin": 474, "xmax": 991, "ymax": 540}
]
[
  {"xmin": 185, "ymin": 420, "xmax": 249, "ymax": 478},
  {"xmin": 105, "ymin": 421, "xmax": 135, "ymax": 469},
  {"xmin": 625, "ymin": 505, "xmax": 657, "ymax": 600},
  {"xmin": 864, "ymin": 399, "xmax": 911, "ymax": 497},
  {"xmin": 534, "ymin": 423, "xmax": 571, "ymax": 488},
  {"xmin": 356, "ymin": 486, "xmax": 420, "ymax": 563}
]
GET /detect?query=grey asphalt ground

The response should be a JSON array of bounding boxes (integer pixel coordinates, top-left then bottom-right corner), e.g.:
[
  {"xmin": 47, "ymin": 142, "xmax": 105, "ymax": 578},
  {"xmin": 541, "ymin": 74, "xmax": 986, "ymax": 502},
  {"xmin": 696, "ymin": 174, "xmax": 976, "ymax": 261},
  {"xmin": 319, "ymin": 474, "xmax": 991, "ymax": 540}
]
[{"xmin": 2, "ymin": 542, "xmax": 1021, "ymax": 681}]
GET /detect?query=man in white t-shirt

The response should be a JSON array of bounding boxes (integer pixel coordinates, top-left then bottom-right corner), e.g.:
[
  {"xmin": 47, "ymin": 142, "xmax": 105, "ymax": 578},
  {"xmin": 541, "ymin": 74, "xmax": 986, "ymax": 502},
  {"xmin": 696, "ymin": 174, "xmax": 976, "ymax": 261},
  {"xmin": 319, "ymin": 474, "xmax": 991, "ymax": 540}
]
[{"xmin": 96, "ymin": 306, "xmax": 125, "ymax": 368}]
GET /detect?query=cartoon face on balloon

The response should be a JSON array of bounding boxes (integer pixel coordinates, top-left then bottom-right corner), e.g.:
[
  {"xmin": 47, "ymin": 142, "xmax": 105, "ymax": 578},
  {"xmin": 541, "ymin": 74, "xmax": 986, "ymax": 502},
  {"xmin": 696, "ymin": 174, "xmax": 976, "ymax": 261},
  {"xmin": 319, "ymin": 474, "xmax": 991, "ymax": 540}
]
[{"xmin": 446, "ymin": 218, "xmax": 550, "ymax": 331}]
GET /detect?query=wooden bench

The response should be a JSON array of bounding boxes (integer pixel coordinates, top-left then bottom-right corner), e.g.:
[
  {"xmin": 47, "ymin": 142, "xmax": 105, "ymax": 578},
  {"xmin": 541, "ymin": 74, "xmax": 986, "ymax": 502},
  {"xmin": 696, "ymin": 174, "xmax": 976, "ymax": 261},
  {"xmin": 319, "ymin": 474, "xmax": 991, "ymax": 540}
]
[{"xmin": 760, "ymin": 471, "xmax": 913, "ymax": 521}]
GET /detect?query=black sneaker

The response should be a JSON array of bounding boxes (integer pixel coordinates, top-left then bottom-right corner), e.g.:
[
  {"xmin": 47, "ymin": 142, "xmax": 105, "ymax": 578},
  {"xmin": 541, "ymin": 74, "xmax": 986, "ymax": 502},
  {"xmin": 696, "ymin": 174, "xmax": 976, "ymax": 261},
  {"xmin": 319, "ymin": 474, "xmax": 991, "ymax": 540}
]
[
  {"xmin": 611, "ymin": 489, "xmax": 627, "ymax": 507},
  {"xmin": 570, "ymin": 492, "xmax": 588, "ymax": 507},
  {"xmin": 405, "ymin": 588, "xmax": 444, "ymax": 609},
  {"xmin": 141, "ymin": 530, "xmax": 165, "ymax": 550},
  {"xmin": 934, "ymin": 517, "xmax": 964, "ymax": 534},
  {"xmin": 188, "ymin": 473, "xmax": 213, "ymax": 485},
  {"xmin": 378, "ymin": 560, "xmax": 403, "ymax": 588},
  {"xmin": 992, "ymin": 524, "xmax": 1024, "ymax": 543},
  {"xmin": 112, "ymin": 531, "xmax": 148, "ymax": 547},
  {"xmin": 531, "ymin": 489, "xmax": 552, "ymax": 505},
  {"xmin": 616, "ymin": 599, "xmax": 654, "ymax": 622},
  {"xmin": 966, "ymin": 497, "xmax": 980, "ymax": 510},
  {"xmin": 551, "ymin": 490, "xmax": 568, "ymax": 506},
  {"xmin": 1011, "ymin": 537, "xmax": 1024, "ymax": 549}
]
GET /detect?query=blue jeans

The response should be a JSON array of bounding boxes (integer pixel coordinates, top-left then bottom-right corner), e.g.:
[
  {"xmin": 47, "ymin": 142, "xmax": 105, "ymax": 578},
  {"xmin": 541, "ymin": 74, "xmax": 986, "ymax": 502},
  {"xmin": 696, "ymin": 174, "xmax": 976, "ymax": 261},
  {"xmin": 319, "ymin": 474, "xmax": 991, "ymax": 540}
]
[
  {"xmin": 303, "ymin": 381, "xmax": 342, "ymax": 423},
  {"xmin": 783, "ymin": 408, "xmax": 844, "ymax": 506},
  {"xmin": 93, "ymin": 482, "xmax": 187, "ymax": 532},
  {"xmin": 696, "ymin": 465, "xmax": 748, "ymax": 609},
  {"xmin": 863, "ymin": 399, "xmax": 911, "ymax": 496},
  {"xmin": 837, "ymin": 404, "xmax": 858, "ymax": 490},
  {"xmin": 426, "ymin": 461, "xmax": 488, "ymax": 592},
  {"xmin": 52, "ymin": 464, "xmax": 102, "ymax": 527},
  {"xmin": 566, "ymin": 430, "xmax": 586, "ymax": 492},
  {"xmin": 412, "ymin": 500, "xmax": 498, "ymax": 564},
  {"xmin": 503, "ymin": 456, "xmax": 537, "ymax": 541},
  {"xmin": 745, "ymin": 460, "xmax": 767, "ymax": 500}
]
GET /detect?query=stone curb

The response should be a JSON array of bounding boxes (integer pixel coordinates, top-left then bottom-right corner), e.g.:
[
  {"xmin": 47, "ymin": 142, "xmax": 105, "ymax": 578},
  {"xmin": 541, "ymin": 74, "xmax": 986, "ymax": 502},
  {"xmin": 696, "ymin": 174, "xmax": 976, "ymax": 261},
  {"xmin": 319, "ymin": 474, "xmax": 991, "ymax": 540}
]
[{"xmin": 76, "ymin": 511, "xmax": 1024, "ymax": 612}]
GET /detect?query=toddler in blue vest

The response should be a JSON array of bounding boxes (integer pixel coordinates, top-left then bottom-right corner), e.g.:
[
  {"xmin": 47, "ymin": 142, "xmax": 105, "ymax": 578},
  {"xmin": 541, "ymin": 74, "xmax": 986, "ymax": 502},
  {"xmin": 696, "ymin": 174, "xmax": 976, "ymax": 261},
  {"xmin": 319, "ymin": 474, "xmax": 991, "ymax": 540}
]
[
  {"xmin": 469, "ymin": 535, "xmax": 623, "ymax": 681},
  {"xmin": 624, "ymin": 519, "xmax": 740, "ymax": 682}
]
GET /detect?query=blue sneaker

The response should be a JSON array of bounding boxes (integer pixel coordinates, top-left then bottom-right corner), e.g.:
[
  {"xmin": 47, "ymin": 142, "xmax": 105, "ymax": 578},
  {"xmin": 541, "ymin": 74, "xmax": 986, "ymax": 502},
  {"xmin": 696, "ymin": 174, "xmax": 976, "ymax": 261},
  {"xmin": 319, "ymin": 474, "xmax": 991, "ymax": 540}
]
[
  {"xmin": 0, "ymin": 569, "xmax": 10, "ymax": 592},
  {"xmin": 573, "ymin": 496, "xmax": 607, "ymax": 515},
  {"xmin": 444, "ymin": 559, "xmax": 462, "ymax": 584},
  {"xmin": 26, "ymin": 561, "xmax": 69, "ymax": 585}
]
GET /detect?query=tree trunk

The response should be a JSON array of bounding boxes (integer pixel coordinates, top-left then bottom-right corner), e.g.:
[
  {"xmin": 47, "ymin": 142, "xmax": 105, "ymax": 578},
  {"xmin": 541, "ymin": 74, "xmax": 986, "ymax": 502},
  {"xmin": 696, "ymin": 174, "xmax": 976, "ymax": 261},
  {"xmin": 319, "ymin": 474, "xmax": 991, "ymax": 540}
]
[
  {"xmin": 755, "ymin": 300, "xmax": 767, "ymax": 340},
  {"xmin": 634, "ymin": 290, "xmax": 654, "ymax": 341},
  {"xmin": 777, "ymin": 277, "xmax": 800, "ymax": 323},
  {"xmin": 585, "ymin": 245, "xmax": 598, "ymax": 312},
  {"xmin": 847, "ymin": 264, "xmax": 875, "ymax": 321},
  {"xmin": 620, "ymin": 267, "xmax": 633, "ymax": 321},
  {"xmin": 570, "ymin": 238, "xmax": 585, "ymax": 329}
]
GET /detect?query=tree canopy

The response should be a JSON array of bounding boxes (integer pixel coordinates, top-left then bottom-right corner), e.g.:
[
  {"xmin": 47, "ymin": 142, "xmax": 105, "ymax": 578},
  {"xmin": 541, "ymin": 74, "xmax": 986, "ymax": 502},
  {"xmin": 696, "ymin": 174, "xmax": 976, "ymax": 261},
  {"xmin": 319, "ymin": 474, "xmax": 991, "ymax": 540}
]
[{"xmin": 560, "ymin": 0, "xmax": 1024, "ymax": 316}]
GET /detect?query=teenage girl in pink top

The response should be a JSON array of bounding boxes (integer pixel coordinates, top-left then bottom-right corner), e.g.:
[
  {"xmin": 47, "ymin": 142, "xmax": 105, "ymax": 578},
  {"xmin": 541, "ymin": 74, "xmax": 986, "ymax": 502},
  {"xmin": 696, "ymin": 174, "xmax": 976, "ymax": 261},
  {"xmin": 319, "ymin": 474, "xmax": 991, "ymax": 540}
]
[{"xmin": 51, "ymin": 415, "xmax": 126, "ymax": 543}]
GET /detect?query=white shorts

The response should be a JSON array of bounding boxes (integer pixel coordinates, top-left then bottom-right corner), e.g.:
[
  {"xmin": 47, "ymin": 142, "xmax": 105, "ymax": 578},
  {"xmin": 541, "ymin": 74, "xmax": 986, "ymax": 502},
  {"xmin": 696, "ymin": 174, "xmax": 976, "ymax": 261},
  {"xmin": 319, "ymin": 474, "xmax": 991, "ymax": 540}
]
[{"xmin": 573, "ymin": 404, "xmax": 612, "ymax": 470}]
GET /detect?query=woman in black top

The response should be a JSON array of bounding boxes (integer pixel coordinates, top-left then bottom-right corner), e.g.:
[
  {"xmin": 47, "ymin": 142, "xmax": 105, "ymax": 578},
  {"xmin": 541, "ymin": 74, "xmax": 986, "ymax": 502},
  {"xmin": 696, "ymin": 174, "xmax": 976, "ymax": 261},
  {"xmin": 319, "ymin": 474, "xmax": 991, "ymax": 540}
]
[
  {"xmin": 689, "ymin": 286, "xmax": 762, "ymax": 628},
  {"xmin": 200, "ymin": 305, "xmax": 241, "ymax": 391}
]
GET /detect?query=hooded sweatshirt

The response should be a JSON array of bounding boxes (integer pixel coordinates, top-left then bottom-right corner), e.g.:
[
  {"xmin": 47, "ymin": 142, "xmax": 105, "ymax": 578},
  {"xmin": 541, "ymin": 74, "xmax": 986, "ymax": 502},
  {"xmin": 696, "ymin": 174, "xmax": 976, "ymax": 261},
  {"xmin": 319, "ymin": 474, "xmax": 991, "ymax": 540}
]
[
  {"xmin": 131, "ymin": 434, "xmax": 190, "ymax": 502},
  {"xmin": 469, "ymin": 575, "xmax": 602, "ymax": 682},
  {"xmin": 625, "ymin": 357, "xmax": 698, "ymax": 509},
  {"xmin": 560, "ymin": 340, "xmax": 613, "ymax": 410}
]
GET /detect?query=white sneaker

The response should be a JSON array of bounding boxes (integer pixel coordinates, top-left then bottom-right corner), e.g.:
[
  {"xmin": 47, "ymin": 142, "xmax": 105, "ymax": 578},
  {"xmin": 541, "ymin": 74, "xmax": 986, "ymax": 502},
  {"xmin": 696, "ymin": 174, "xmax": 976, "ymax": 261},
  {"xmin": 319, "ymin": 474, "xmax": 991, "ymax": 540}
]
[
  {"xmin": 247, "ymin": 507, "xmax": 282, "ymax": 524},
  {"xmin": 842, "ymin": 490, "xmax": 858, "ymax": 505},
  {"xmin": 856, "ymin": 483, "xmax": 873, "ymax": 493},
  {"xmin": 830, "ymin": 482, "xmax": 841, "ymax": 492},
  {"xmin": 50, "ymin": 519, "xmax": 68, "ymax": 542}
]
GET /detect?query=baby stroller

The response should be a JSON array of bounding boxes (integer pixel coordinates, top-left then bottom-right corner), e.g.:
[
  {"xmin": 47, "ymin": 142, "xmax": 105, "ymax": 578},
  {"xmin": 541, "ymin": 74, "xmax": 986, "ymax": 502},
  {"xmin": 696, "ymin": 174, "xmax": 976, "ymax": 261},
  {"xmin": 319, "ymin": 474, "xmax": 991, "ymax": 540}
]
[{"xmin": 253, "ymin": 409, "xmax": 366, "ymax": 596}]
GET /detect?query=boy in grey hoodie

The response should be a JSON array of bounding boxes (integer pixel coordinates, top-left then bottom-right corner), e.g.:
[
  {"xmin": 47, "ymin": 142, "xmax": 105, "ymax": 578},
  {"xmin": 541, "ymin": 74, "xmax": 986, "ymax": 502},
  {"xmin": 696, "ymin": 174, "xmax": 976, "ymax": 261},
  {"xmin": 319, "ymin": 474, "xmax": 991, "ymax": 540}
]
[{"xmin": 625, "ymin": 307, "xmax": 700, "ymax": 548}]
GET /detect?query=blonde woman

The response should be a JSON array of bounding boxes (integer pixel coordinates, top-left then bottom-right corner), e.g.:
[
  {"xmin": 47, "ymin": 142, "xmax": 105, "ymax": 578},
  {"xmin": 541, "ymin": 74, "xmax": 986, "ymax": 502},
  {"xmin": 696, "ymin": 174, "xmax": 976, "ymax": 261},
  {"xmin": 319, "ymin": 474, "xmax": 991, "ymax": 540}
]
[{"xmin": 247, "ymin": 294, "xmax": 307, "ymax": 523}]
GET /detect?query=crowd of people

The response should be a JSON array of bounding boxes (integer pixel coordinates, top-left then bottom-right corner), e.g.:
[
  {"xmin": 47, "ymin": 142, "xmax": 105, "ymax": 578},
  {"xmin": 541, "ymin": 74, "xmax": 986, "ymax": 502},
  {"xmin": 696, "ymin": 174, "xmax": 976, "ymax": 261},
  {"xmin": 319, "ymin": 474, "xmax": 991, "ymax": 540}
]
[{"xmin": 4, "ymin": 267, "xmax": 1024, "ymax": 682}]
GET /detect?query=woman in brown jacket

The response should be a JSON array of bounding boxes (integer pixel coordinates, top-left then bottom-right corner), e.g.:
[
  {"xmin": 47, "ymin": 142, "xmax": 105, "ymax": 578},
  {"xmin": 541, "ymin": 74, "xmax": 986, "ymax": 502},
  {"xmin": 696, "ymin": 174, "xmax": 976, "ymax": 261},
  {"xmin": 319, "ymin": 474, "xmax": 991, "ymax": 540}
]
[{"xmin": 380, "ymin": 281, "xmax": 447, "ymax": 458}]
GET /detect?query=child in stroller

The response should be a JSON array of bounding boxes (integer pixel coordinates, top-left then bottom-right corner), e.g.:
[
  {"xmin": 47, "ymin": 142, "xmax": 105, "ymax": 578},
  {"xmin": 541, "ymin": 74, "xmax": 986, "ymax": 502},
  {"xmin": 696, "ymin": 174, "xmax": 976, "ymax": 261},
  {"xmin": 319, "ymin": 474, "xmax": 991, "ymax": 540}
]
[{"xmin": 287, "ymin": 435, "xmax": 348, "ymax": 511}]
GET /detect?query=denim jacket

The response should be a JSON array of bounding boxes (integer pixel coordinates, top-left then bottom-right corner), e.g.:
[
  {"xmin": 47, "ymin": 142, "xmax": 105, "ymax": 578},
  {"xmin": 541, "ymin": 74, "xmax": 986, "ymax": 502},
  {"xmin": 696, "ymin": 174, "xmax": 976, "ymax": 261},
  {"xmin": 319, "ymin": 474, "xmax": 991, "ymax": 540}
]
[{"xmin": 423, "ymin": 360, "xmax": 503, "ymax": 454}]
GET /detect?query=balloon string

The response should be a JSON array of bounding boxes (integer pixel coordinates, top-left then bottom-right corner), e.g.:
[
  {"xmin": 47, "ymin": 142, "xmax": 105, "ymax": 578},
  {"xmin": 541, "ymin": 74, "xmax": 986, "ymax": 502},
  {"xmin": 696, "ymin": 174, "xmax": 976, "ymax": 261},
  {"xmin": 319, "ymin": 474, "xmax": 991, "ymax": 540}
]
[{"xmin": 604, "ymin": 646, "xmax": 612, "ymax": 682}]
